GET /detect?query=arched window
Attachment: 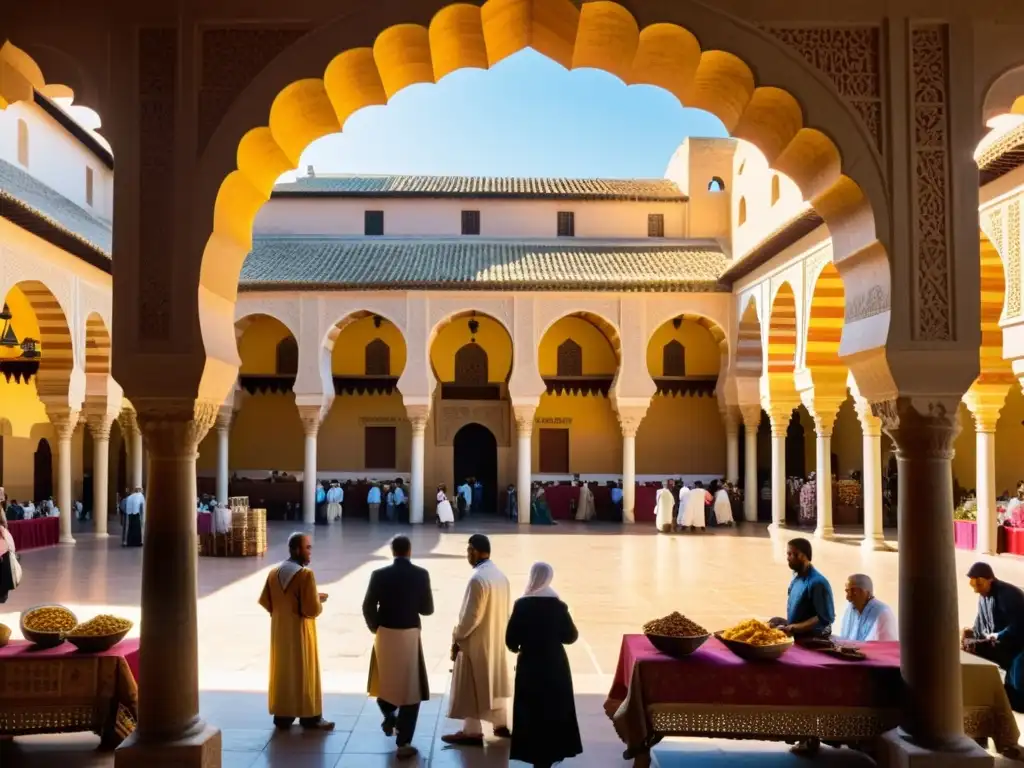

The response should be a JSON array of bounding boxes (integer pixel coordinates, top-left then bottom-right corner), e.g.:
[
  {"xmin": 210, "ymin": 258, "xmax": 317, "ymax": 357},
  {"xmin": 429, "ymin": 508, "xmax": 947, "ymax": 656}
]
[
  {"xmin": 556, "ymin": 339, "xmax": 583, "ymax": 377},
  {"xmin": 738, "ymin": 197, "xmax": 747, "ymax": 226},
  {"xmin": 663, "ymin": 340, "xmax": 686, "ymax": 377},
  {"xmin": 771, "ymin": 175, "xmax": 781, "ymax": 206},
  {"xmin": 365, "ymin": 338, "xmax": 391, "ymax": 376},
  {"xmin": 454, "ymin": 343, "xmax": 488, "ymax": 385},
  {"xmin": 737, "ymin": 161, "xmax": 745, "ymax": 176},
  {"xmin": 708, "ymin": 176, "xmax": 725, "ymax": 193},
  {"xmin": 275, "ymin": 336, "xmax": 298, "ymax": 375},
  {"xmin": 16, "ymin": 119, "xmax": 29, "ymax": 167}
]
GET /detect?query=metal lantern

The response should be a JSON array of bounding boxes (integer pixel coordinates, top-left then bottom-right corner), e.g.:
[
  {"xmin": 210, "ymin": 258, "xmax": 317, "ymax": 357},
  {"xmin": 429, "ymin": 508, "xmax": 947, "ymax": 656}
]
[
  {"xmin": 20, "ymin": 337, "xmax": 40, "ymax": 358},
  {"xmin": 0, "ymin": 304, "xmax": 17, "ymax": 348}
]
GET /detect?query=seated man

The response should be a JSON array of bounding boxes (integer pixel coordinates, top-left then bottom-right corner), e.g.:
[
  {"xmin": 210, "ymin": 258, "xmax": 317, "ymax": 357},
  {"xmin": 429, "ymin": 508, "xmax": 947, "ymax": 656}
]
[
  {"xmin": 962, "ymin": 562, "xmax": 1024, "ymax": 671},
  {"xmin": 769, "ymin": 538, "xmax": 835, "ymax": 640},
  {"xmin": 836, "ymin": 574, "xmax": 897, "ymax": 642}
]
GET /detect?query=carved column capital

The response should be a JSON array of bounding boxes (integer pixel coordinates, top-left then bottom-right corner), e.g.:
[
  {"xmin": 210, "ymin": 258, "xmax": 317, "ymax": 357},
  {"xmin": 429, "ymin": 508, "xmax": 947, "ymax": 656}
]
[
  {"xmin": 85, "ymin": 412, "xmax": 115, "ymax": 441},
  {"xmin": 118, "ymin": 405, "xmax": 140, "ymax": 437},
  {"xmin": 853, "ymin": 396, "xmax": 882, "ymax": 437},
  {"xmin": 962, "ymin": 382, "xmax": 1010, "ymax": 434},
  {"xmin": 873, "ymin": 396, "xmax": 962, "ymax": 461},
  {"xmin": 134, "ymin": 399, "xmax": 218, "ymax": 460},
  {"xmin": 296, "ymin": 404, "xmax": 323, "ymax": 437},
  {"xmin": 739, "ymin": 404, "xmax": 762, "ymax": 432},
  {"xmin": 406, "ymin": 404, "xmax": 430, "ymax": 436},
  {"xmin": 215, "ymin": 405, "xmax": 234, "ymax": 433},
  {"xmin": 45, "ymin": 406, "xmax": 80, "ymax": 441},
  {"xmin": 722, "ymin": 406, "xmax": 740, "ymax": 435},
  {"xmin": 799, "ymin": 387, "xmax": 844, "ymax": 438},
  {"xmin": 513, "ymin": 405, "xmax": 536, "ymax": 437}
]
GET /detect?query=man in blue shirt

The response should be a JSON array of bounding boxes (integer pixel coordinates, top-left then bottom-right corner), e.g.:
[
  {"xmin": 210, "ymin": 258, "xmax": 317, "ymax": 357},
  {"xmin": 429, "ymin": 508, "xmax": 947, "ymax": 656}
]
[
  {"xmin": 610, "ymin": 482, "xmax": 624, "ymax": 521},
  {"xmin": 769, "ymin": 538, "xmax": 835, "ymax": 640}
]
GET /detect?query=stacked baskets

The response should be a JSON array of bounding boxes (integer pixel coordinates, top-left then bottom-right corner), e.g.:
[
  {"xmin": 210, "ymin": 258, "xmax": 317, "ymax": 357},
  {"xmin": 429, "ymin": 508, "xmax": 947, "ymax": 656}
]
[{"xmin": 228, "ymin": 497, "xmax": 267, "ymax": 557}]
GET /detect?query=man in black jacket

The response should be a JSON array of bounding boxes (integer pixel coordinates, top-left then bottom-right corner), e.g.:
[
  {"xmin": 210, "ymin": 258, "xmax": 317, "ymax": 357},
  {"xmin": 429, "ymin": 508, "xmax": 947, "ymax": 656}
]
[
  {"xmin": 963, "ymin": 561, "xmax": 1024, "ymax": 668},
  {"xmin": 362, "ymin": 535, "xmax": 434, "ymax": 759}
]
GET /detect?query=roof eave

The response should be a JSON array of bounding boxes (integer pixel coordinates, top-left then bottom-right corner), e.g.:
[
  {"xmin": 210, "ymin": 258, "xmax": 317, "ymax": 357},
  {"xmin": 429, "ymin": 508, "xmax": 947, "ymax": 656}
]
[
  {"xmin": 33, "ymin": 91, "xmax": 114, "ymax": 170},
  {"xmin": 270, "ymin": 190, "xmax": 689, "ymax": 203},
  {"xmin": 718, "ymin": 210, "xmax": 826, "ymax": 285},
  {"xmin": 0, "ymin": 194, "xmax": 111, "ymax": 273}
]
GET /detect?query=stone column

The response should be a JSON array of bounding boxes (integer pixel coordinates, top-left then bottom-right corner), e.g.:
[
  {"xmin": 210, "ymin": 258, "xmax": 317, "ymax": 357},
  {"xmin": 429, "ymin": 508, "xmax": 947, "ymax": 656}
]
[
  {"xmin": 116, "ymin": 401, "xmax": 220, "ymax": 765},
  {"xmin": 618, "ymin": 412, "xmax": 643, "ymax": 524},
  {"xmin": 854, "ymin": 397, "xmax": 886, "ymax": 551},
  {"xmin": 47, "ymin": 407, "xmax": 79, "ymax": 544},
  {"xmin": 767, "ymin": 411, "xmax": 789, "ymax": 531},
  {"xmin": 812, "ymin": 410, "xmax": 838, "ymax": 540},
  {"xmin": 724, "ymin": 408, "xmax": 739, "ymax": 484},
  {"xmin": 120, "ymin": 407, "xmax": 144, "ymax": 490},
  {"xmin": 297, "ymin": 406, "xmax": 321, "ymax": 526},
  {"xmin": 215, "ymin": 407, "xmax": 232, "ymax": 506},
  {"xmin": 406, "ymin": 405, "xmax": 429, "ymax": 525},
  {"xmin": 740, "ymin": 406, "xmax": 760, "ymax": 523},
  {"xmin": 86, "ymin": 414, "xmax": 114, "ymax": 536},
  {"xmin": 513, "ymin": 405, "xmax": 535, "ymax": 525},
  {"xmin": 963, "ymin": 385, "xmax": 1009, "ymax": 556}
]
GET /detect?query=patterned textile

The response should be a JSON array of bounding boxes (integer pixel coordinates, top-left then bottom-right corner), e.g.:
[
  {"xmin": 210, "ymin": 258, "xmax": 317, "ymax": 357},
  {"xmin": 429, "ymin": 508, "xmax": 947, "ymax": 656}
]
[{"xmin": 0, "ymin": 638, "xmax": 139, "ymax": 747}]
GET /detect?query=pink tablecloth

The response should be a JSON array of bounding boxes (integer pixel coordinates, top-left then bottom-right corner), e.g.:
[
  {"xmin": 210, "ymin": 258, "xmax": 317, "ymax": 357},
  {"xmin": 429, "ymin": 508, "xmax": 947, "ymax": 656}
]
[
  {"xmin": 954, "ymin": 520, "xmax": 977, "ymax": 550},
  {"xmin": 1003, "ymin": 526, "xmax": 1024, "ymax": 556},
  {"xmin": 0, "ymin": 637, "xmax": 140, "ymax": 682},
  {"xmin": 6, "ymin": 516, "xmax": 60, "ymax": 551}
]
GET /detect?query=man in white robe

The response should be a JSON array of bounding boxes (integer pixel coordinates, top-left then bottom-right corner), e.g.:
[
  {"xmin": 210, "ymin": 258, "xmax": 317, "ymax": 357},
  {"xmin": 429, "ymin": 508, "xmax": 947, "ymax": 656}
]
[
  {"xmin": 442, "ymin": 534, "xmax": 512, "ymax": 746},
  {"xmin": 713, "ymin": 485, "xmax": 734, "ymax": 526},
  {"xmin": 678, "ymin": 484, "xmax": 707, "ymax": 530},
  {"xmin": 326, "ymin": 482, "xmax": 344, "ymax": 522},
  {"xmin": 654, "ymin": 482, "xmax": 675, "ymax": 533}
]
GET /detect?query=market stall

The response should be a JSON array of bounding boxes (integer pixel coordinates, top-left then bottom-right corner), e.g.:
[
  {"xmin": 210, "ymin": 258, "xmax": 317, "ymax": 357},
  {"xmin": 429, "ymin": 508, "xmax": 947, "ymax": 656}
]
[
  {"xmin": 5, "ymin": 517, "xmax": 59, "ymax": 551},
  {"xmin": 605, "ymin": 635, "xmax": 1018, "ymax": 766},
  {"xmin": 199, "ymin": 497, "xmax": 267, "ymax": 558},
  {"xmin": 0, "ymin": 638, "xmax": 139, "ymax": 747}
]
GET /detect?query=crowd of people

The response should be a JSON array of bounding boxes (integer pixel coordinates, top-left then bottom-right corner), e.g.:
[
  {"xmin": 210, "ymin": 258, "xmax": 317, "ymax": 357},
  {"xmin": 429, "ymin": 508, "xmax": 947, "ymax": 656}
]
[
  {"xmin": 654, "ymin": 479, "xmax": 737, "ymax": 532},
  {"xmin": 259, "ymin": 532, "xmax": 582, "ymax": 765}
]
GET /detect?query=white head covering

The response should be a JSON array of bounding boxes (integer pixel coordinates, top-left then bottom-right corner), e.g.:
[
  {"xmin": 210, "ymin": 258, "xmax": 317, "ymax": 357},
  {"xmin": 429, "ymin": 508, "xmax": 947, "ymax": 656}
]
[{"xmin": 523, "ymin": 561, "xmax": 558, "ymax": 599}]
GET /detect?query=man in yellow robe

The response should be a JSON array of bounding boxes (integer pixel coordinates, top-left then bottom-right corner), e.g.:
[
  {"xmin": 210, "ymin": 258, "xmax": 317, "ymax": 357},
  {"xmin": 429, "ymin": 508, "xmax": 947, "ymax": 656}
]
[{"xmin": 258, "ymin": 532, "xmax": 334, "ymax": 730}]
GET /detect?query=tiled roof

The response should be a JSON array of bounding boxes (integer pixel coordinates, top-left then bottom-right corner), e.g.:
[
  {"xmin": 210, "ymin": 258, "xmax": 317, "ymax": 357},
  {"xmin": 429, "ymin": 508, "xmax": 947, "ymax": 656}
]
[
  {"xmin": 239, "ymin": 237, "xmax": 728, "ymax": 292},
  {"xmin": 0, "ymin": 158, "xmax": 112, "ymax": 256},
  {"xmin": 273, "ymin": 175, "xmax": 686, "ymax": 202}
]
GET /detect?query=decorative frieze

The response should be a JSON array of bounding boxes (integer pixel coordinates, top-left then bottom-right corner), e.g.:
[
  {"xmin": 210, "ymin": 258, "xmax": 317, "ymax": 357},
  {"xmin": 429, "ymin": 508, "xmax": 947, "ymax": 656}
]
[{"xmin": 1009, "ymin": 202, "xmax": 1022, "ymax": 319}]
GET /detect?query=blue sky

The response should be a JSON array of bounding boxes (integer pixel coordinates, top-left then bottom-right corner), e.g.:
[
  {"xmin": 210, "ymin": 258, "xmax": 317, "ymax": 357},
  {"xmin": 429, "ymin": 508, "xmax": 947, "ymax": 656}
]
[{"xmin": 292, "ymin": 48, "xmax": 727, "ymax": 180}]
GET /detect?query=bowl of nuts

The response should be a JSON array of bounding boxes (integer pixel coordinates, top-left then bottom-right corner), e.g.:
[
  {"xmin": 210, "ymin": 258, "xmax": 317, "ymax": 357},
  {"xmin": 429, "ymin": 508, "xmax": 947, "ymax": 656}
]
[
  {"xmin": 20, "ymin": 605, "xmax": 78, "ymax": 648},
  {"xmin": 66, "ymin": 614, "xmax": 134, "ymax": 652},
  {"xmin": 0, "ymin": 623, "xmax": 10, "ymax": 647},
  {"xmin": 643, "ymin": 612, "xmax": 711, "ymax": 658}
]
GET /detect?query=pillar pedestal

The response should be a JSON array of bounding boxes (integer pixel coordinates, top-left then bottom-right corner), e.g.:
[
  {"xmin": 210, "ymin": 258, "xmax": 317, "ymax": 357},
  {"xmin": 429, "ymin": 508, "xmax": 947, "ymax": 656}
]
[
  {"xmin": 740, "ymin": 405, "xmax": 761, "ymax": 523},
  {"xmin": 406, "ymin": 405, "xmax": 429, "ymax": 525},
  {"xmin": 962, "ymin": 384, "xmax": 1009, "ymax": 556},
  {"xmin": 297, "ymin": 406, "xmax": 321, "ymax": 526},
  {"xmin": 46, "ymin": 406, "xmax": 79, "ymax": 544},
  {"xmin": 114, "ymin": 400, "xmax": 220, "ymax": 768},
  {"xmin": 878, "ymin": 397, "xmax": 989, "ymax": 761},
  {"xmin": 513, "ymin": 405, "xmax": 535, "ymax": 525},
  {"xmin": 854, "ymin": 397, "xmax": 888, "ymax": 552}
]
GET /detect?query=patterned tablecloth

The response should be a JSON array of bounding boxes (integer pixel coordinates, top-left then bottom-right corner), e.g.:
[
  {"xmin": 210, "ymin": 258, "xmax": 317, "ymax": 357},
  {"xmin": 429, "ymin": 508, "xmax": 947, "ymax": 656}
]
[
  {"xmin": 6, "ymin": 517, "xmax": 60, "ymax": 551},
  {"xmin": 604, "ymin": 635, "xmax": 1019, "ymax": 765},
  {"xmin": 0, "ymin": 638, "xmax": 139, "ymax": 746}
]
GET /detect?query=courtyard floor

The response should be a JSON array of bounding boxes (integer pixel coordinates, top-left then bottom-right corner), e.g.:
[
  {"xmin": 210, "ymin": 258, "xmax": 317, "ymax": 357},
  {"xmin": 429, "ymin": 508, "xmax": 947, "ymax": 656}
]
[{"xmin": 2, "ymin": 517, "xmax": 1022, "ymax": 767}]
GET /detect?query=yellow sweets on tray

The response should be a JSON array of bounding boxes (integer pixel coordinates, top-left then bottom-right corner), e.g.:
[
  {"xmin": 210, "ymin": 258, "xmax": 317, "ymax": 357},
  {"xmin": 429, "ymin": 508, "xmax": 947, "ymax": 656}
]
[
  {"xmin": 720, "ymin": 618, "xmax": 789, "ymax": 646},
  {"xmin": 68, "ymin": 615, "xmax": 133, "ymax": 637},
  {"xmin": 23, "ymin": 606, "xmax": 77, "ymax": 633}
]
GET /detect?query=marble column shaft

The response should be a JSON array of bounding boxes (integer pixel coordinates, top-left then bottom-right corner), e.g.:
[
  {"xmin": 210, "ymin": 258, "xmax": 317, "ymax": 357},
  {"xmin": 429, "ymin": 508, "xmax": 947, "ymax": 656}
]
[
  {"xmin": 725, "ymin": 414, "xmax": 739, "ymax": 484},
  {"xmin": 215, "ymin": 410, "xmax": 232, "ymax": 506},
  {"xmin": 53, "ymin": 412, "xmax": 79, "ymax": 544},
  {"xmin": 409, "ymin": 421, "xmax": 427, "ymax": 525},
  {"xmin": 88, "ymin": 419, "xmax": 112, "ymax": 536},
  {"xmin": 740, "ymin": 406, "xmax": 761, "ymax": 524},
  {"xmin": 768, "ymin": 416, "xmax": 788, "ymax": 529},
  {"xmin": 854, "ymin": 399, "xmax": 885, "ymax": 550},
  {"xmin": 514, "ymin": 407, "xmax": 535, "ymax": 525}
]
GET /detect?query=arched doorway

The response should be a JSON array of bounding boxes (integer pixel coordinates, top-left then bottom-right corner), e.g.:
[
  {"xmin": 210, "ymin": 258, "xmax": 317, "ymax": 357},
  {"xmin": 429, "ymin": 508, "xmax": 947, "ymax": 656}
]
[
  {"xmin": 453, "ymin": 423, "xmax": 498, "ymax": 515},
  {"xmin": 34, "ymin": 438, "xmax": 52, "ymax": 503}
]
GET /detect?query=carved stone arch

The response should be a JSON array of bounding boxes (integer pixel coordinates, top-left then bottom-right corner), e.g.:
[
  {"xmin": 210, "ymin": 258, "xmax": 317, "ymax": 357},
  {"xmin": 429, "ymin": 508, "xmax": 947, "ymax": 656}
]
[
  {"xmin": 275, "ymin": 336, "xmax": 298, "ymax": 375},
  {"xmin": 454, "ymin": 343, "xmax": 488, "ymax": 386},
  {"xmin": 84, "ymin": 312, "xmax": 111, "ymax": 376},
  {"xmin": 736, "ymin": 297, "xmax": 764, "ymax": 376},
  {"xmin": 365, "ymin": 337, "xmax": 391, "ymax": 376},
  {"xmin": 556, "ymin": 338, "xmax": 583, "ymax": 377}
]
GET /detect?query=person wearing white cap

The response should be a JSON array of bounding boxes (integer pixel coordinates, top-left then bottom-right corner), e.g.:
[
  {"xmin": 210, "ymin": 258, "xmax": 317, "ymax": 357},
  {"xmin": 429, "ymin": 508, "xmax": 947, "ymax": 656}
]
[{"xmin": 835, "ymin": 574, "xmax": 897, "ymax": 642}]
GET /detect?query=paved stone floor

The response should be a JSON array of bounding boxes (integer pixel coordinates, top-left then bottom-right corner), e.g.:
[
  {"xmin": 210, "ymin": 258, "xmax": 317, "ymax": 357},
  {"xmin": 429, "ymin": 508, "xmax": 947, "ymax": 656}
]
[{"xmin": 2, "ymin": 518, "xmax": 1022, "ymax": 766}]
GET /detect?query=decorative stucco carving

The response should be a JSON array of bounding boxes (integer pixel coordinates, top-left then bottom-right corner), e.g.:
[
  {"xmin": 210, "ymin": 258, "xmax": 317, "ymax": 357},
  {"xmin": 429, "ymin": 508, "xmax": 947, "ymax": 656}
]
[
  {"xmin": 1009, "ymin": 202, "xmax": 1022, "ymax": 319},
  {"xmin": 435, "ymin": 401, "xmax": 510, "ymax": 447},
  {"xmin": 763, "ymin": 26, "xmax": 883, "ymax": 154},
  {"xmin": 845, "ymin": 285, "xmax": 890, "ymax": 323},
  {"xmin": 910, "ymin": 24, "xmax": 953, "ymax": 342},
  {"xmin": 872, "ymin": 396, "xmax": 961, "ymax": 461},
  {"xmin": 198, "ymin": 27, "xmax": 307, "ymax": 153},
  {"xmin": 803, "ymin": 248, "xmax": 831, "ymax": 286},
  {"xmin": 134, "ymin": 398, "xmax": 219, "ymax": 456},
  {"xmin": 137, "ymin": 28, "xmax": 176, "ymax": 343}
]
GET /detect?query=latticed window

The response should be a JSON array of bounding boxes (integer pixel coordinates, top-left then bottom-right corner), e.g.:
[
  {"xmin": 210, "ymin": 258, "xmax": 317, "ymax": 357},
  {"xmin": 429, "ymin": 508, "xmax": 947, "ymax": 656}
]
[
  {"xmin": 276, "ymin": 337, "xmax": 298, "ymax": 375},
  {"xmin": 364, "ymin": 210, "xmax": 384, "ymax": 235},
  {"xmin": 454, "ymin": 343, "xmax": 488, "ymax": 385},
  {"xmin": 461, "ymin": 210, "xmax": 481, "ymax": 235},
  {"xmin": 557, "ymin": 211, "xmax": 575, "ymax": 237},
  {"xmin": 648, "ymin": 213, "xmax": 665, "ymax": 238},
  {"xmin": 556, "ymin": 339, "xmax": 583, "ymax": 377},
  {"xmin": 663, "ymin": 340, "xmax": 685, "ymax": 377},
  {"xmin": 365, "ymin": 338, "xmax": 391, "ymax": 376}
]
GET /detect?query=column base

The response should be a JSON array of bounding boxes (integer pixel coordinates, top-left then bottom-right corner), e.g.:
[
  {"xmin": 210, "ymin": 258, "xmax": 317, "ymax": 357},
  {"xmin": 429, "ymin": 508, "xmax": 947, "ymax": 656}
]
[
  {"xmin": 814, "ymin": 526, "xmax": 834, "ymax": 540},
  {"xmin": 59, "ymin": 535, "xmax": 76, "ymax": 544},
  {"xmin": 93, "ymin": 532, "xmax": 110, "ymax": 538},
  {"xmin": 878, "ymin": 728, "xmax": 992, "ymax": 768},
  {"xmin": 861, "ymin": 536, "xmax": 892, "ymax": 553},
  {"xmin": 767, "ymin": 522, "xmax": 784, "ymax": 534},
  {"xmin": 115, "ymin": 722, "xmax": 221, "ymax": 768}
]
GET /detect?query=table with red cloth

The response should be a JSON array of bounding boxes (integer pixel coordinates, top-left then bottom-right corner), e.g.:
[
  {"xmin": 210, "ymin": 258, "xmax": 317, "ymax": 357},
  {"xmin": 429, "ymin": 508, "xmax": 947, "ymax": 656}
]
[
  {"xmin": 6, "ymin": 517, "xmax": 59, "ymax": 551},
  {"xmin": 604, "ymin": 635, "xmax": 1018, "ymax": 766},
  {"xmin": 634, "ymin": 485, "xmax": 658, "ymax": 523},
  {"xmin": 1002, "ymin": 526, "xmax": 1024, "ymax": 556},
  {"xmin": 955, "ymin": 520, "xmax": 978, "ymax": 550},
  {"xmin": 0, "ymin": 638, "xmax": 139, "ymax": 747},
  {"xmin": 543, "ymin": 484, "xmax": 578, "ymax": 520}
]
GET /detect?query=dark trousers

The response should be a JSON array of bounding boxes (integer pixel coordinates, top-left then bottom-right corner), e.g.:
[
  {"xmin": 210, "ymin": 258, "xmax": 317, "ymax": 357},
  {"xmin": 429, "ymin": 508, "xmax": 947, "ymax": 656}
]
[
  {"xmin": 377, "ymin": 698, "xmax": 420, "ymax": 746},
  {"xmin": 970, "ymin": 639, "xmax": 1020, "ymax": 671}
]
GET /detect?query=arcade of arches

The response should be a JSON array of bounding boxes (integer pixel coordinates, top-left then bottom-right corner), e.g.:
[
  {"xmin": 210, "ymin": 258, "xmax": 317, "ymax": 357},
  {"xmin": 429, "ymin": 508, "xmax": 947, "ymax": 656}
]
[{"xmin": 4, "ymin": 0, "xmax": 1024, "ymax": 765}]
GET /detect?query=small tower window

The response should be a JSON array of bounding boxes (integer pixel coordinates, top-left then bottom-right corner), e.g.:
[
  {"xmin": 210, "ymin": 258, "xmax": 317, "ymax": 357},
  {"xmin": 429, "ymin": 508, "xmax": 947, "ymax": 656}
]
[
  {"xmin": 16, "ymin": 119, "xmax": 29, "ymax": 167},
  {"xmin": 364, "ymin": 210, "xmax": 384, "ymax": 236},
  {"xmin": 557, "ymin": 211, "xmax": 575, "ymax": 237},
  {"xmin": 86, "ymin": 167, "xmax": 94, "ymax": 207},
  {"xmin": 771, "ymin": 175, "xmax": 781, "ymax": 206},
  {"xmin": 647, "ymin": 213, "xmax": 665, "ymax": 238},
  {"xmin": 738, "ymin": 197, "xmax": 747, "ymax": 226},
  {"xmin": 708, "ymin": 176, "xmax": 725, "ymax": 192},
  {"xmin": 461, "ymin": 210, "xmax": 481, "ymax": 235}
]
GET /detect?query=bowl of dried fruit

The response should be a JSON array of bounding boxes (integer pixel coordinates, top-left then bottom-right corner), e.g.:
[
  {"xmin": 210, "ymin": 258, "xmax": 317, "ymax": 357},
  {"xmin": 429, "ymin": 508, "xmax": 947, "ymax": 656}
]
[
  {"xmin": 20, "ymin": 605, "xmax": 78, "ymax": 648},
  {"xmin": 66, "ymin": 615, "xmax": 134, "ymax": 653},
  {"xmin": 0, "ymin": 623, "xmax": 10, "ymax": 647},
  {"xmin": 716, "ymin": 619, "xmax": 794, "ymax": 661},
  {"xmin": 643, "ymin": 612, "xmax": 711, "ymax": 658}
]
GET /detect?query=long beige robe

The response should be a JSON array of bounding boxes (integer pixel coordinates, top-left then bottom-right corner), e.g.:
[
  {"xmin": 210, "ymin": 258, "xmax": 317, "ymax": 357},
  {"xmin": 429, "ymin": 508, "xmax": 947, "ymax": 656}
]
[
  {"xmin": 259, "ymin": 564, "xmax": 324, "ymax": 718},
  {"xmin": 713, "ymin": 489, "xmax": 734, "ymax": 524},
  {"xmin": 575, "ymin": 483, "xmax": 596, "ymax": 521},
  {"xmin": 654, "ymin": 488, "xmax": 674, "ymax": 531},
  {"xmin": 448, "ymin": 559, "xmax": 511, "ymax": 720}
]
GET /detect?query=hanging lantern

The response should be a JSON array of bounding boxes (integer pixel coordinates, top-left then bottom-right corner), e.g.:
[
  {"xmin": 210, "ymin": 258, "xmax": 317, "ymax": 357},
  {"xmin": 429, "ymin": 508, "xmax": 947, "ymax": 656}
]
[
  {"xmin": 0, "ymin": 304, "xmax": 18, "ymax": 348},
  {"xmin": 20, "ymin": 337, "xmax": 40, "ymax": 358}
]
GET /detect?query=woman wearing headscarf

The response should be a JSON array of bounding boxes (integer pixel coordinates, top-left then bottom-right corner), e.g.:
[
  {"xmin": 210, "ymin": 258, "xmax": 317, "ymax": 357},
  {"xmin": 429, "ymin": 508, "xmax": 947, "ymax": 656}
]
[{"xmin": 505, "ymin": 562, "xmax": 582, "ymax": 767}]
